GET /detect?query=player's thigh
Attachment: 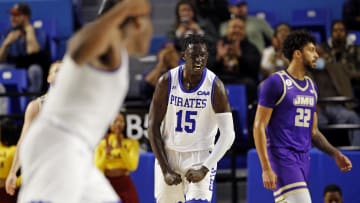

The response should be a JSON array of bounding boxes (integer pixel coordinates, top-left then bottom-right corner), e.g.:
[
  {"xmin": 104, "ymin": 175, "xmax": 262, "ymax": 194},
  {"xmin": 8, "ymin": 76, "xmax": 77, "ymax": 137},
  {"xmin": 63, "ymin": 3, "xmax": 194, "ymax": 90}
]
[
  {"xmin": 276, "ymin": 188, "xmax": 312, "ymax": 203},
  {"xmin": 185, "ymin": 167, "xmax": 216, "ymax": 202},
  {"xmin": 80, "ymin": 166, "xmax": 120, "ymax": 203},
  {"xmin": 154, "ymin": 161, "xmax": 185, "ymax": 203}
]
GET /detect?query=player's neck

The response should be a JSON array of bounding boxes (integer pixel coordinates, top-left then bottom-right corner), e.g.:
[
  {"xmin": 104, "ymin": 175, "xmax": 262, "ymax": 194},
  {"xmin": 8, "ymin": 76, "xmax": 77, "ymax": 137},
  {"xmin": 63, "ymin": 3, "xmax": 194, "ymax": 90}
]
[{"xmin": 287, "ymin": 62, "xmax": 306, "ymax": 80}]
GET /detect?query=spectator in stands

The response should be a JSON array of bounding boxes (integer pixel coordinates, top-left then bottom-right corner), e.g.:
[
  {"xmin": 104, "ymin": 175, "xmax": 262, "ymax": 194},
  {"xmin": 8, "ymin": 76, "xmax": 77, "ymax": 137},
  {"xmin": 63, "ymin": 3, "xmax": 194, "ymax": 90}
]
[
  {"xmin": 167, "ymin": 0, "xmax": 218, "ymax": 66},
  {"xmin": 261, "ymin": 23, "xmax": 291, "ymax": 78},
  {"xmin": 0, "ymin": 3, "xmax": 51, "ymax": 93},
  {"xmin": 219, "ymin": 0, "xmax": 273, "ymax": 53},
  {"xmin": 73, "ymin": 0, "xmax": 83, "ymax": 31},
  {"xmin": 0, "ymin": 118, "xmax": 20, "ymax": 203},
  {"xmin": 140, "ymin": 43, "xmax": 180, "ymax": 103},
  {"xmin": 214, "ymin": 17, "xmax": 260, "ymax": 102},
  {"xmin": 323, "ymin": 184, "xmax": 343, "ymax": 203},
  {"xmin": 94, "ymin": 112, "xmax": 140, "ymax": 203},
  {"xmin": 342, "ymin": 0, "xmax": 360, "ymax": 31},
  {"xmin": 310, "ymin": 20, "xmax": 360, "ymax": 146}
]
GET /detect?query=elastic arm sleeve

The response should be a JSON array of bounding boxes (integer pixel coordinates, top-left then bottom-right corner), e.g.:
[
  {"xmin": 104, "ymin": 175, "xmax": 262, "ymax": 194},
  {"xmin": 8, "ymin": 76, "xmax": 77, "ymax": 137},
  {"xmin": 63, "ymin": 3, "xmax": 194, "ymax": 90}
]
[{"xmin": 203, "ymin": 112, "xmax": 235, "ymax": 169}]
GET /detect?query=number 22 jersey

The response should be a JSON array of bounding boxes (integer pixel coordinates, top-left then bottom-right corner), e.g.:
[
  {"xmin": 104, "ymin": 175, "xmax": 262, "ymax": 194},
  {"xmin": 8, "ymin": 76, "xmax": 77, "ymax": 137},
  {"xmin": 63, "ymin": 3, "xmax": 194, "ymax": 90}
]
[
  {"xmin": 258, "ymin": 70, "xmax": 318, "ymax": 152},
  {"xmin": 162, "ymin": 66, "xmax": 218, "ymax": 152}
]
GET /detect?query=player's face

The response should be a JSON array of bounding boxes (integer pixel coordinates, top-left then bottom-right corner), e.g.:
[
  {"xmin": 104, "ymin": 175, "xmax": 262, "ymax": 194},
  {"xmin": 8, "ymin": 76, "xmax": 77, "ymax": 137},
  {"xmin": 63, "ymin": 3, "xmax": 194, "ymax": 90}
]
[
  {"xmin": 111, "ymin": 113, "xmax": 125, "ymax": 134},
  {"xmin": 184, "ymin": 43, "xmax": 208, "ymax": 76},
  {"xmin": 128, "ymin": 15, "xmax": 153, "ymax": 56},
  {"xmin": 324, "ymin": 191, "xmax": 342, "ymax": 203},
  {"xmin": 301, "ymin": 42, "xmax": 319, "ymax": 70},
  {"xmin": 47, "ymin": 62, "xmax": 61, "ymax": 85}
]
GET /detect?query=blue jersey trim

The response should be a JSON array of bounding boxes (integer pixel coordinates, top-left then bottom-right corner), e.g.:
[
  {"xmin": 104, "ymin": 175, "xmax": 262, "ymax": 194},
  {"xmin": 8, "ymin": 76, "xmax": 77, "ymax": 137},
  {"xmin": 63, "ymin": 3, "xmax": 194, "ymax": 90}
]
[
  {"xmin": 178, "ymin": 65, "xmax": 208, "ymax": 93},
  {"xmin": 211, "ymin": 76, "xmax": 217, "ymax": 108},
  {"xmin": 167, "ymin": 70, "xmax": 172, "ymax": 103}
]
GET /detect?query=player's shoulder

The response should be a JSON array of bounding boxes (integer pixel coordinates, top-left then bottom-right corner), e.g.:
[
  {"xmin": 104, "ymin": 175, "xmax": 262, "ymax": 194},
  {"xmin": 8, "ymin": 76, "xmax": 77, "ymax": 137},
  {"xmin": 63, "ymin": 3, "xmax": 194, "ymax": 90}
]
[{"xmin": 261, "ymin": 71, "xmax": 284, "ymax": 86}]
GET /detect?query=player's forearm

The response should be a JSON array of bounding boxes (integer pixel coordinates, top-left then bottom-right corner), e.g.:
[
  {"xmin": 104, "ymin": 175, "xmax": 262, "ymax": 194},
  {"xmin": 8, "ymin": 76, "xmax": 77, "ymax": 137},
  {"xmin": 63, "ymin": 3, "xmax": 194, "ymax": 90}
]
[
  {"xmin": 312, "ymin": 129, "xmax": 338, "ymax": 157},
  {"xmin": 253, "ymin": 126, "xmax": 272, "ymax": 171},
  {"xmin": 148, "ymin": 127, "xmax": 170, "ymax": 173}
]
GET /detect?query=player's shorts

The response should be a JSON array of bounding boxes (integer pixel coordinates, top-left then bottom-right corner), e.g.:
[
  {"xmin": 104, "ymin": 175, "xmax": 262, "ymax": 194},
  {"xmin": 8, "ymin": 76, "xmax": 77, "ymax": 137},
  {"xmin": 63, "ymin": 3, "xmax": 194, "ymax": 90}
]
[
  {"xmin": 18, "ymin": 117, "xmax": 120, "ymax": 203},
  {"xmin": 268, "ymin": 147, "xmax": 311, "ymax": 202},
  {"xmin": 154, "ymin": 148, "xmax": 216, "ymax": 203}
]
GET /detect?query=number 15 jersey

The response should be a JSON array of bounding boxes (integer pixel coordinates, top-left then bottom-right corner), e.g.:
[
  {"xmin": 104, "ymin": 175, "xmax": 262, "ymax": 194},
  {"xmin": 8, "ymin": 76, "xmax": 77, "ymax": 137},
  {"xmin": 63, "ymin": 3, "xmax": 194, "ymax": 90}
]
[
  {"xmin": 258, "ymin": 70, "xmax": 318, "ymax": 152},
  {"xmin": 162, "ymin": 66, "xmax": 218, "ymax": 152}
]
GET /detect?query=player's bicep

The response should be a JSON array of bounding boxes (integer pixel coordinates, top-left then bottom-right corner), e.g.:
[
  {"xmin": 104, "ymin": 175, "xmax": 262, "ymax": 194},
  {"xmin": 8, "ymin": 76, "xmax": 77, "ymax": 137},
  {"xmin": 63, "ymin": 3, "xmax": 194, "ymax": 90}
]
[
  {"xmin": 148, "ymin": 74, "xmax": 169, "ymax": 126},
  {"xmin": 253, "ymin": 105, "xmax": 273, "ymax": 130},
  {"xmin": 213, "ymin": 78, "xmax": 231, "ymax": 113}
]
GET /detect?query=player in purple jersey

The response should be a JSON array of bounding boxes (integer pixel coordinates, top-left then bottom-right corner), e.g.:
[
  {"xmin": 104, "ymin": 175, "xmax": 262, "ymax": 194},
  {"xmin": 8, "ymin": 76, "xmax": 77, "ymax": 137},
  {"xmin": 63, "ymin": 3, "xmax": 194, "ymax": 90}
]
[{"xmin": 253, "ymin": 31, "xmax": 352, "ymax": 203}]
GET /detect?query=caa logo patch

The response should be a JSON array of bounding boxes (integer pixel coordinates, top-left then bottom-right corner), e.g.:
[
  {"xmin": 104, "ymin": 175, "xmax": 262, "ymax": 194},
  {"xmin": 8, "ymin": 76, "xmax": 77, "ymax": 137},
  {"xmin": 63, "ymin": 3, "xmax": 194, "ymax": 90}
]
[{"xmin": 197, "ymin": 91, "xmax": 210, "ymax": 96}]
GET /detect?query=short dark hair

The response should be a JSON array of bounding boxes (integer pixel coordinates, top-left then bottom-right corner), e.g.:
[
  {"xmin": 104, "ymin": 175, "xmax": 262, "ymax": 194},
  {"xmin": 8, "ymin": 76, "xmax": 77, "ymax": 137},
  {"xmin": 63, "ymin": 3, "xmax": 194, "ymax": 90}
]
[
  {"xmin": 0, "ymin": 118, "xmax": 20, "ymax": 146},
  {"xmin": 323, "ymin": 184, "xmax": 342, "ymax": 197},
  {"xmin": 331, "ymin": 20, "xmax": 347, "ymax": 34},
  {"xmin": 282, "ymin": 30, "xmax": 316, "ymax": 61},
  {"xmin": 181, "ymin": 34, "xmax": 208, "ymax": 52}
]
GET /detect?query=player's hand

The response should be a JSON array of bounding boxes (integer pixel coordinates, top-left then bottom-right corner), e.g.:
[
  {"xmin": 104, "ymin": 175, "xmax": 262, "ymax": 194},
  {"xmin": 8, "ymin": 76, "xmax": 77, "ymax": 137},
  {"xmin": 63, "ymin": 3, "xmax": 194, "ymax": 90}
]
[
  {"xmin": 262, "ymin": 169, "xmax": 277, "ymax": 191},
  {"xmin": 185, "ymin": 166, "xmax": 209, "ymax": 183},
  {"xmin": 5, "ymin": 173, "xmax": 17, "ymax": 196},
  {"xmin": 334, "ymin": 151, "xmax": 352, "ymax": 172},
  {"xmin": 164, "ymin": 171, "xmax": 182, "ymax": 186}
]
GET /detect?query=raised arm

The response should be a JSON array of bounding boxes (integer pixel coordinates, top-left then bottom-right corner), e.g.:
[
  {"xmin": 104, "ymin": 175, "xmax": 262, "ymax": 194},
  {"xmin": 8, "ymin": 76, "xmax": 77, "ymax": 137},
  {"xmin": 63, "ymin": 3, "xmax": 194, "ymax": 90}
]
[
  {"xmin": 67, "ymin": 0, "xmax": 150, "ymax": 66},
  {"xmin": 5, "ymin": 100, "xmax": 40, "ymax": 195},
  {"xmin": 311, "ymin": 112, "xmax": 352, "ymax": 172}
]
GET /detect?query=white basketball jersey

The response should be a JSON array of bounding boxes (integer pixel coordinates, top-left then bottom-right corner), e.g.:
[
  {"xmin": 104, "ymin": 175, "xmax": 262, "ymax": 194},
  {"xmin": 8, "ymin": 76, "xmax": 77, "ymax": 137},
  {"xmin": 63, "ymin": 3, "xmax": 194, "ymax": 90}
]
[
  {"xmin": 162, "ymin": 65, "xmax": 218, "ymax": 152},
  {"xmin": 41, "ymin": 48, "xmax": 129, "ymax": 149}
]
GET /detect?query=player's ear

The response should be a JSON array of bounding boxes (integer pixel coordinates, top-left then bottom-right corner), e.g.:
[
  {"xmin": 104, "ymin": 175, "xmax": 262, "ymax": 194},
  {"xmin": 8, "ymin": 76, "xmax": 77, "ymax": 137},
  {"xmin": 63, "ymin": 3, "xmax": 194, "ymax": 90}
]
[{"xmin": 294, "ymin": 49, "xmax": 302, "ymax": 59}]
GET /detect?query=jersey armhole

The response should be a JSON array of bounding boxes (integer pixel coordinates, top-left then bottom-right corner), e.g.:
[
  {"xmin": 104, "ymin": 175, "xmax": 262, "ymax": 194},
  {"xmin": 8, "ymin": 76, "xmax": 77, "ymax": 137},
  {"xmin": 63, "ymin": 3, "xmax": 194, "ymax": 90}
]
[{"xmin": 275, "ymin": 71, "xmax": 287, "ymax": 106}]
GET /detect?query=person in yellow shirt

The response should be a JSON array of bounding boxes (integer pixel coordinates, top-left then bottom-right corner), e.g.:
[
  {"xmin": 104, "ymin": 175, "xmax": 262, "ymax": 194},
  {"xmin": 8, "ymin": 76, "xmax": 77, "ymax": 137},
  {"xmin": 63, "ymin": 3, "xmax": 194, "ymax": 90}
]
[
  {"xmin": 95, "ymin": 112, "xmax": 140, "ymax": 203},
  {"xmin": 0, "ymin": 118, "xmax": 20, "ymax": 203}
]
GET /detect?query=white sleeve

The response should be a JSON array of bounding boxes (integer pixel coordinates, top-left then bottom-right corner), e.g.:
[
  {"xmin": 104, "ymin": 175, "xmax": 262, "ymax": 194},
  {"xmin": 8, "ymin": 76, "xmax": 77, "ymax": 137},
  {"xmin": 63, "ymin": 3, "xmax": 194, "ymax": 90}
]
[{"xmin": 203, "ymin": 112, "xmax": 235, "ymax": 169}]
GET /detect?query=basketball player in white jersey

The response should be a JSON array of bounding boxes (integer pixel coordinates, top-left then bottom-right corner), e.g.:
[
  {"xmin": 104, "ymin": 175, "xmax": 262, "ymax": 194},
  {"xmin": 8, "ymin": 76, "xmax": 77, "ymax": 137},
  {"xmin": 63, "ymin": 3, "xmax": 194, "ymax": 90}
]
[
  {"xmin": 5, "ymin": 61, "xmax": 61, "ymax": 196},
  {"xmin": 18, "ymin": 0, "xmax": 152, "ymax": 202},
  {"xmin": 148, "ymin": 34, "xmax": 235, "ymax": 203}
]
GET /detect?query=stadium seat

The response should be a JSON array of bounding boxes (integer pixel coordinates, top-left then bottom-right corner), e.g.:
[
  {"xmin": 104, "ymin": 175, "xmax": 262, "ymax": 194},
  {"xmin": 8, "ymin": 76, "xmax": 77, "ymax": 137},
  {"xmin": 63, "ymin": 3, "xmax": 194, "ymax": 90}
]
[
  {"xmin": 291, "ymin": 8, "xmax": 331, "ymax": 42},
  {"xmin": 0, "ymin": 68, "xmax": 28, "ymax": 114},
  {"xmin": 33, "ymin": 18, "xmax": 58, "ymax": 61},
  {"xmin": 249, "ymin": 10, "xmax": 278, "ymax": 27}
]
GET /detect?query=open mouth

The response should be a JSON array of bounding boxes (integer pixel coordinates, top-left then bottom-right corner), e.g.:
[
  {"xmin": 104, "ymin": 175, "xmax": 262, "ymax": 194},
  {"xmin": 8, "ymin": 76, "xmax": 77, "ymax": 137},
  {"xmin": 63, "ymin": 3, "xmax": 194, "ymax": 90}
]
[{"xmin": 194, "ymin": 64, "xmax": 202, "ymax": 70}]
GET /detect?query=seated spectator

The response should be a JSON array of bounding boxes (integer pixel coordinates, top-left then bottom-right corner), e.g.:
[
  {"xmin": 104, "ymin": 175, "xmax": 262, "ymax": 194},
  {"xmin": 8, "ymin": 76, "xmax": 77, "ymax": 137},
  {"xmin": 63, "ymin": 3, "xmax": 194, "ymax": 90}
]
[
  {"xmin": 139, "ymin": 44, "xmax": 180, "ymax": 103},
  {"xmin": 94, "ymin": 112, "xmax": 140, "ymax": 203},
  {"xmin": 219, "ymin": 0, "xmax": 273, "ymax": 53},
  {"xmin": 310, "ymin": 20, "xmax": 360, "ymax": 146},
  {"xmin": 0, "ymin": 3, "xmax": 51, "ymax": 93},
  {"xmin": 323, "ymin": 184, "xmax": 343, "ymax": 203},
  {"xmin": 342, "ymin": 0, "xmax": 360, "ymax": 31},
  {"xmin": 167, "ymin": 0, "xmax": 218, "ymax": 67},
  {"xmin": 214, "ymin": 17, "xmax": 260, "ymax": 102},
  {"xmin": 0, "ymin": 118, "xmax": 20, "ymax": 203},
  {"xmin": 261, "ymin": 23, "xmax": 291, "ymax": 78}
]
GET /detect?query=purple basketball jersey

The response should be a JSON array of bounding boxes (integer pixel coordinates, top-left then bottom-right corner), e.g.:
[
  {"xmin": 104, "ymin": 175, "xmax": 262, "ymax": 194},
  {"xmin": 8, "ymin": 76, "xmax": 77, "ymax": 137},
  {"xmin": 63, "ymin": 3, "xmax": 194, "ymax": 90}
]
[{"xmin": 259, "ymin": 70, "xmax": 318, "ymax": 152}]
